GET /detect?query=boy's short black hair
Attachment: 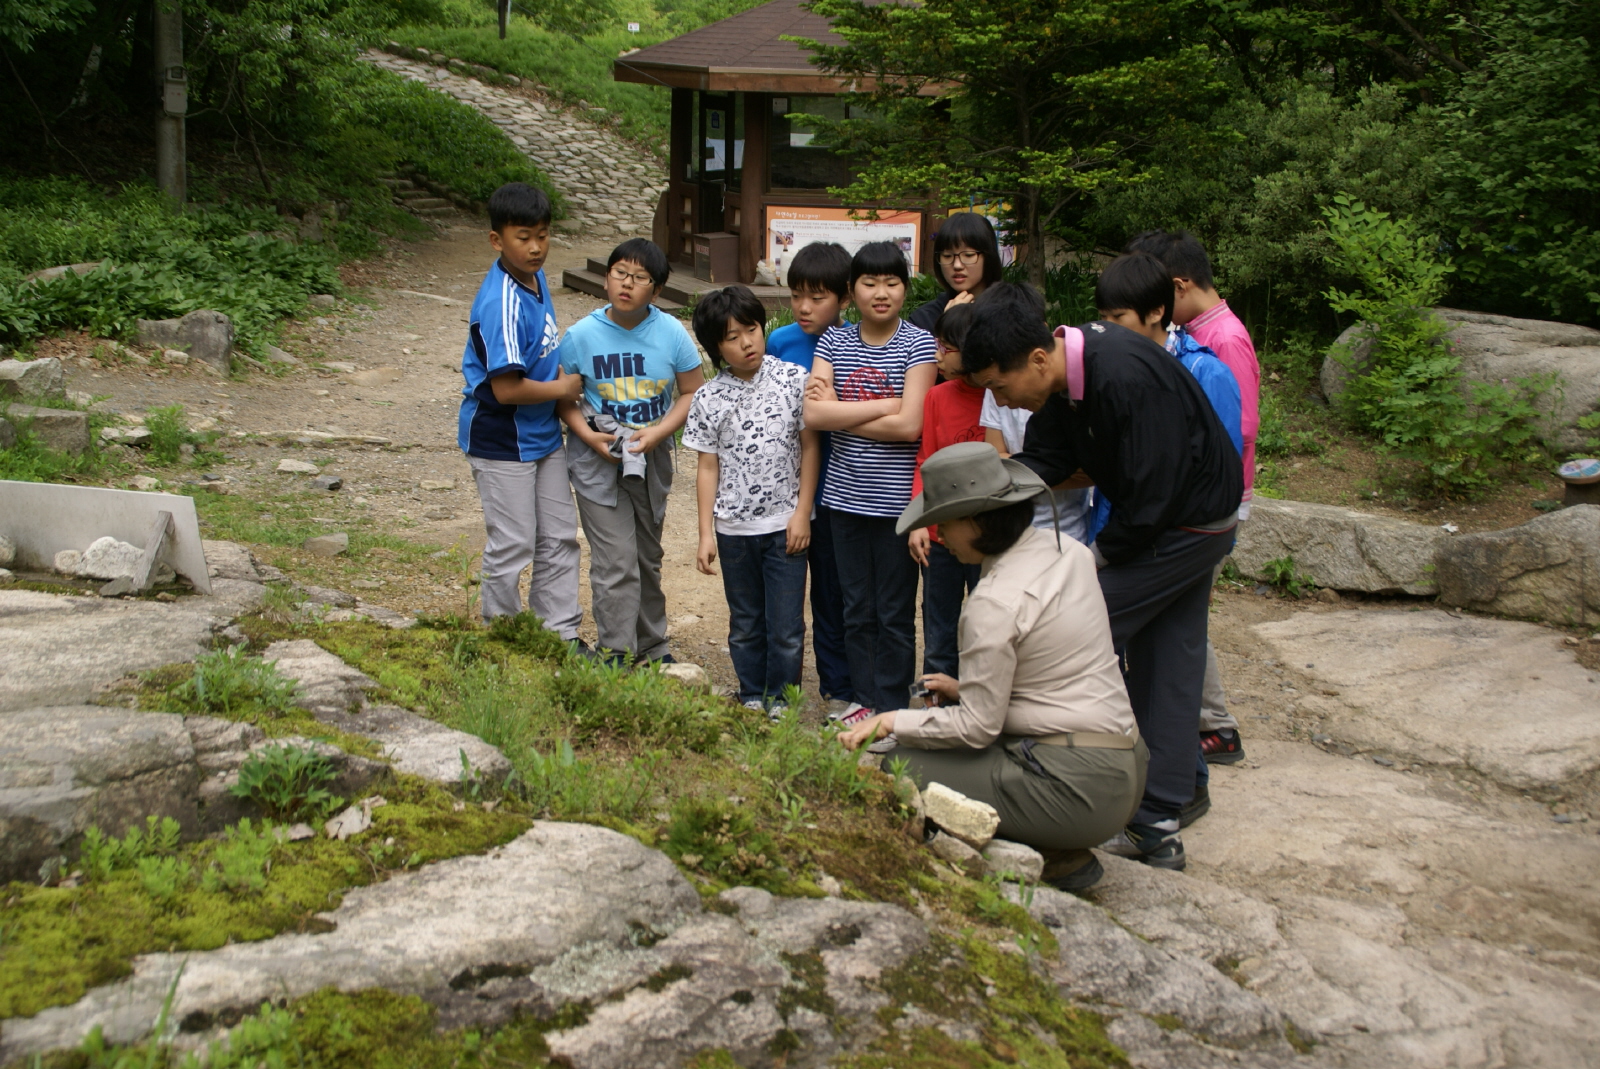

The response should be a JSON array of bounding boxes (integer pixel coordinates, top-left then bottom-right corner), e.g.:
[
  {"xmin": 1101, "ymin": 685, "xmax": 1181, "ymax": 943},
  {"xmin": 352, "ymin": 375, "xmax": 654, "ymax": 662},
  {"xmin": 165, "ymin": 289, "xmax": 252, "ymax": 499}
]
[
  {"xmin": 1125, "ymin": 229, "xmax": 1216, "ymax": 290},
  {"xmin": 608, "ymin": 238, "xmax": 671, "ymax": 290},
  {"xmin": 1095, "ymin": 252, "xmax": 1175, "ymax": 329},
  {"xmin": 933, "ymin": 301, "xmax": 975, "ymax": 350},
  {"xmin": 488, "ymin": 183, "xmax": 553, "ymax": 232},
  {"xmin": 933, "ymin": 213, "xmax": 1005, "ymax": 294},
  {"xmin": 961, "ymin": 282, "xmax": 1052, "ymax": 375},
  {"xmin": 850, "ymin": 241, "xmax": 909, "ymax": 287},
  {"xmin": 787, "ymin": 241, "xmax": 851, "ymax": 298},
  {"xmin": 692, "ymin": 285, "xmax": 766, "ymax": 367}
]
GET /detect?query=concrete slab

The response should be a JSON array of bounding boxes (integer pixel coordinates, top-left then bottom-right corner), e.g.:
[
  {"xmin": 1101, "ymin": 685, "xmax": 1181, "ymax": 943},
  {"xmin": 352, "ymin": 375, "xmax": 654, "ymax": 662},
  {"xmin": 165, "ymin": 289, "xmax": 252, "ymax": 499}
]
[
  {"xmin": 1253, "ymin": 609, "xmax": 1600, "ymax": 788},
  {"xmin": 0, "ymin": 481, "xmax": 210, "ymax": 593}
]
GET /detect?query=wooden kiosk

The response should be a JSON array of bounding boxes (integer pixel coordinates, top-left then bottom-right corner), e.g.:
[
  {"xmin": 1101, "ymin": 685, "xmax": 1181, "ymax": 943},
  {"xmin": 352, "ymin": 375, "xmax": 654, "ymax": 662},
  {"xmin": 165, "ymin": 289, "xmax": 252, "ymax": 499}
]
[{"xmin": 563, "ymin": 0, "xmax": 932, "ymax": 308}]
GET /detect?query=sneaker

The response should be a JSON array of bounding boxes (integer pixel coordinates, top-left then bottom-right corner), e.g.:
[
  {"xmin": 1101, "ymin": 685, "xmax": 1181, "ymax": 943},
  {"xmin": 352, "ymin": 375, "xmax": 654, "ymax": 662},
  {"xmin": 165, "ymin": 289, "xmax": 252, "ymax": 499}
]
[
  {"xmin": 1098, "ymin": 821, "xmax": 1185, "ymax": 871},
  {"xmin": 827, "ymin": 701, "xmax": 867, "ymax": 723},
  {"xmin": 742, "ymin": 699, "xmax": 767, "ymax": 713},
  {"xmin": 823, "ymin": 697, "xmax": 856, "ymax": 719},
  {"xmin": 832, "ymin": 704, "xmax": 875, "ymax": 728},
  {"xmin": 766, "ymin": 701, "xmax": 788, "ymax": 723},
  {"xmin": 568, "ymin": 639, "xmax": 600, "ymax": 662},
  {"xmin": 1200, "ymin": 729, "xmax": 1245, "ymax": 765},
  {"xmin": 1040, "ymin": 849, "xmax": 1104, "ymax": 892},
  {"xmin": 865, "ymin": 731, "xmax": 898, "ymax": 754},
  {"xmin": 1179, "ymin": 783, "xmax": 1211, "ymax": 828}
]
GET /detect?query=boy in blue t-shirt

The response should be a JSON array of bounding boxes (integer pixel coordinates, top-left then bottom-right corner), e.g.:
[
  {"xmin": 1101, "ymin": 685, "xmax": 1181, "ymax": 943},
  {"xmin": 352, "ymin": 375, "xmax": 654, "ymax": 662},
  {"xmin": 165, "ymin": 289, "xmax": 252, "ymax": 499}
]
[
  {"xmin": 802, "ymin": 241, "xmax": 938, "ymax": 717},
  {"xmin": 459, "ymin": 182, "xmax": 585, "ymax": 642},
  {"xmin": 766, "ymin": 241, "xmax": 854, "ymax": 709},
  {"xmin": 557, "ymin": 238, "xmax": 705, "ymax": 665}
]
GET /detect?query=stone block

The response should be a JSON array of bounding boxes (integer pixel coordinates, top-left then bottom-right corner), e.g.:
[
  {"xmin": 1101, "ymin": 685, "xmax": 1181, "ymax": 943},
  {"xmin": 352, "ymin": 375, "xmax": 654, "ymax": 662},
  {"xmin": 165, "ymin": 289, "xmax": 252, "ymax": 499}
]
[
  {"xmin": 1433, "ymin": 504, "xmax": 1600, "ymax": 625},
  {"xmin": 100, "ymin": 426, "xmax": 152, "ymax": 447},
  {"xmin": 76, "ymin": 536, "xmax": 174, "ymax": 584},
  {"xmin": 983, "ymin": 838, "xmax": 1044, "ymax": 882},
  {"xmin": 657, "ymin": 662, "xmax": 710, "ymax": 689},
  {"xmin": 922, "ymin": 782, "xmax": 1000, "ymax": 849},
  {"xmin": 0, "ymin": 357, "xmax": 66, "ymax": 400},
  {"xmin": 276, "ymin": 458, "xmax": 319, "ymax": 474},
  {"xmin": 303, "ymin": 532, "xmax": 348, "ymax": 556},
  {"xmin": 4, "ymin": 404, "xmax": 89, "ymax": 454},
  {"xmin": 263, "ymin": 345, "xmax": 300, "ymax": 366},
  {"xmin": 928, "ymin": 830, "xmax": 982, "ymax": 866},
  {"xmin": 135, "ymin": 310, "xmax": 234, "ymax": 373},
  {"xmin": 1231, "ymin": 497, "xmax": 1446, "ymax": 594},
  {"xmin": 201, "ymin": 540, "xmax": 261, "ymax": 582}
]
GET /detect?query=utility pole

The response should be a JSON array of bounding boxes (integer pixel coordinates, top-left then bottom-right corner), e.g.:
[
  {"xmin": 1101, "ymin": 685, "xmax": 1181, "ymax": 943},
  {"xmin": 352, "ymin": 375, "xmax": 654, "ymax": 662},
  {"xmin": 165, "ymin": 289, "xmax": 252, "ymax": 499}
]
[{"xmin": 154, "ymin": 0, "xmax": 186, "ymax": 205}]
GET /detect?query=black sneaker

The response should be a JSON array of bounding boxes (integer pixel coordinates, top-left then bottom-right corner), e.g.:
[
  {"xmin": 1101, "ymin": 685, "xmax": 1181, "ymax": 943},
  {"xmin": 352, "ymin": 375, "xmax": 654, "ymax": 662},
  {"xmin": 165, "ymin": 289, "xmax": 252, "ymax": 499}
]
[
  {"xmin": 1098, "ymin": 822, "xmax": 1186, "ymax": 871},
  {"xmin": 569, "ymin": 639, "xmax": 600, "ymax": 662},
  {"xmin": 1041, "ymin": 849, "xmax": 1104, "ymax": 892},
  {"xmin": 1179, "ymin": 783, "xmax": 1211, "ymax": 828},
  {"xmin": 1200, "ymin": 729, "xmax": 1245, "ymax": 765}
]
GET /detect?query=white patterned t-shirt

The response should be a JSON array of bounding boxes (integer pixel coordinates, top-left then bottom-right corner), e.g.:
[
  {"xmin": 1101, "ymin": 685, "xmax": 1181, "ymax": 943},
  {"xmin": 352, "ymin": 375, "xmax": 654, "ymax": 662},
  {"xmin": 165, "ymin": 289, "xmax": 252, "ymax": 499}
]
[{"xmin": 682, "ymin": 357, "xmax": 808, "ymax": 536}]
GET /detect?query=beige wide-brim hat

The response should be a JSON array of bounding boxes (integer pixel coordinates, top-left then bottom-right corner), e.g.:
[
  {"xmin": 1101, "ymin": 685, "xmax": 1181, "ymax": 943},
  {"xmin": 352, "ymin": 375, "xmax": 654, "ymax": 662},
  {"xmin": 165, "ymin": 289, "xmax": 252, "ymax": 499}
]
[{"xmin": 896, "ymin": 441, "xmax": 1049, "ymax": 535}]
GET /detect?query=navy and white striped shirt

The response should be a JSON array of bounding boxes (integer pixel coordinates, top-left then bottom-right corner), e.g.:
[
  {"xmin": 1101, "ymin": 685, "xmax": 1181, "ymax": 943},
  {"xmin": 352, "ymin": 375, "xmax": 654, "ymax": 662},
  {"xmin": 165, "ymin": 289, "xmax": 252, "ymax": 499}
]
[{"xmin": 815, "ymin": 320, "xmax": 937, "ymax": 517}]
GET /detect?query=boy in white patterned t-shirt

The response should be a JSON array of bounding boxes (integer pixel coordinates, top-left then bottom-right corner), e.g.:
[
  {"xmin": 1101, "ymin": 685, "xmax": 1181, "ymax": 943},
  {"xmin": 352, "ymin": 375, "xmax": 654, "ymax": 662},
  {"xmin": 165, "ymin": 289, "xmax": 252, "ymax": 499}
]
[{"xmin": 684, "ymin": 286, "xmax": 820, "ymax": 716}]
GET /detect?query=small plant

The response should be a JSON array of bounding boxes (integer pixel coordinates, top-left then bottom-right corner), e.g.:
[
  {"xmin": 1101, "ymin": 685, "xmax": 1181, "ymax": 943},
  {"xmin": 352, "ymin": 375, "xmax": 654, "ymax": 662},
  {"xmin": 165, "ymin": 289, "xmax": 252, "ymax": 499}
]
[
  {"xmin": 143, "ymin": 404, "xmax": 197, "ymax": 466},
  {"xmin": 135, "ymin": 855, "xmax": 192, "ymax": 903},
  {"xmin": 1262, "ymin": 555, "xmax": 1318, "ymax": 599},
  {"xmin": 80, "ymin": 816, "xmax": 183, "ymax": 881},
  {"xmin": 201, "ymin": 818, "xmax": 276, "ymax": 894},
  {"xmin": 662, "ymin": 797, "xmax": 783, "ymax": 889},
  {"xmin": 488, "ymin": 610, "xmax": 574, "ymax": 661},
  {"xmin": 229, "ymin": 744, "xmax": 341, "ymax": 822},
  {"xmin": 171, "ymin": 646, "xmax": 300, "ymax": 719}
]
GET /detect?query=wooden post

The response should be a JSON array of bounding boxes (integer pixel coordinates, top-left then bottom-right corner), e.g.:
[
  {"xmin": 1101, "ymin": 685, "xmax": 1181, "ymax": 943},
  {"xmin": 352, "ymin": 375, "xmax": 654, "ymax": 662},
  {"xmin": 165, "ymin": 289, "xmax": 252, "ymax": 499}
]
[
  {"xmin": 738, "ymin": 93, "xmax": 769, "ymax": 284},
  {"xmin": 131, "ymin": 510, "xmax": 175, "ymax": 592},
  {"xmin": 153, "ymin": 0, "xmax": 186, "ymax": 205}
]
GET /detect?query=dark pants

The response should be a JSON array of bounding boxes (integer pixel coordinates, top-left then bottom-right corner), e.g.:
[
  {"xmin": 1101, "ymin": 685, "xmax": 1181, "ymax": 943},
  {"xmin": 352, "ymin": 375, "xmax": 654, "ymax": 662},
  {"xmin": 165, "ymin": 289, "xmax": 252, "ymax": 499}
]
[
  {"xmin": 808, "ymin": 506, "xmax": 854, "ymax": 702},
  {"xmin": 1098, "ymin": 527, "xmax": 1235, "ymax": 825},
  {"xmin": 921, "ymin": 539, "xmax": 981, "ymax": 677},
  {"xmin": 832, "ymin": 510, "xmax": 919, "ymax": 712},
  {"xmin": 717, "ymin": 530, "xmax": 809, "ymax": 705}
]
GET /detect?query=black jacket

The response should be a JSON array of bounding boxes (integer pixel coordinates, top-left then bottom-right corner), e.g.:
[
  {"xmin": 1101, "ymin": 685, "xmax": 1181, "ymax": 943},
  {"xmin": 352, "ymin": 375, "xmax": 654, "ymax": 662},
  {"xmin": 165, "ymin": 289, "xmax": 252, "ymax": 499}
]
[
  {"xmin": 1014, "ymin": 321, "xmax": 1243, "ymax": 565},
  {"xmin": 908, "ymin": 293, "xmax": 953, "ymax": 333}
]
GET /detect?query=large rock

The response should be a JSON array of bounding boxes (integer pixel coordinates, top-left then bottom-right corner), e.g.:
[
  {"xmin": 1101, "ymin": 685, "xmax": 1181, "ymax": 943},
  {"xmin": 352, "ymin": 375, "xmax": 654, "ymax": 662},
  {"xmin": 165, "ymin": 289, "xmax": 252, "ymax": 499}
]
[
  {"xmin": 262, "ymin": 640, "xmax": 512, "ymax": 785},
  {"xmin": 1433, "ymin": 505, "xmax": 1600, "ymax": 625},
  {"xmin": 0, "ymin": 823, "xmax": 703, "ymax": 1061},
  {"xmin": 1231, "ymin": 497, "xmax": 1446, "ymax": 594},
  {"xmin": 135, "ymin": 310, "xmax": 234, "ymax": 373},
  {"xmin": 73, "ymin": 536, "xmax": 175, "ymax": 584},
  {"xmin": 1322, "ymin": 308, "xmax": 1600, "ymax": 450},
  {"xmin": 1254, "ymin": 608, "xmax": 1600, "ymax": 788},
  {"xmin": 3, "ymin": 404, "xmax": 89, "ymax": 454},
  {"xmin": 201, "ymin": 539, "xmax": 263, "ymax": 582},
  {"xmin": 0, "ymin": 357, "xmax": 66, "ymax": 400}
]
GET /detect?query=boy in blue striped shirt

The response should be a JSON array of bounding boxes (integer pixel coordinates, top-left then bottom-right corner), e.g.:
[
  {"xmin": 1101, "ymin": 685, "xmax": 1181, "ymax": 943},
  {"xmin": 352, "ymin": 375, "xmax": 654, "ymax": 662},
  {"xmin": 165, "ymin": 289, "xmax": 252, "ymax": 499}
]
[
  {"xmin": 802, "ymin": 241, "xmax": 938, "ymax": 716},
  {"xmin": 459, "ymin": 183, "xmax": 586, "ymax": 644}
]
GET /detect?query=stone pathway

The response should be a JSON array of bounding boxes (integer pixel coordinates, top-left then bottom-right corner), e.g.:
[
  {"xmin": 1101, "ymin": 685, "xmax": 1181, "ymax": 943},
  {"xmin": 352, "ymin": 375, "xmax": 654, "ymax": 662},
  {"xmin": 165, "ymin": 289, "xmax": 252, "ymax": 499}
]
[{"xmin": 362, "ymin": 49, "xmax": 666, "ymax": 241}]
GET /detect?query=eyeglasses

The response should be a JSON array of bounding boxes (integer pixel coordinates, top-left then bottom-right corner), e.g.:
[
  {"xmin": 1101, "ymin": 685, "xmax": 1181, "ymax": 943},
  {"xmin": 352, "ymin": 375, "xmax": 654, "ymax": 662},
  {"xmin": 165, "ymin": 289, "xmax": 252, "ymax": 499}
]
[
  {"xmin": 937, "ymin": 249, "xmax": 982, "ymax": 266},
  {"xmin": 609, "ymin": 268, "xmax": 654, "ymax": 286}
]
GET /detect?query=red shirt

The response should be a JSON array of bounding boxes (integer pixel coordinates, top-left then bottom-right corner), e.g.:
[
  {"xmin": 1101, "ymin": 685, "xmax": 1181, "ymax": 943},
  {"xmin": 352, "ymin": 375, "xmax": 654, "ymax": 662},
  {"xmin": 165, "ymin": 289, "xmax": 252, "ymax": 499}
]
[{"xmin": 913, "ymin": 378, "xmax": 988, "ymax": 542}]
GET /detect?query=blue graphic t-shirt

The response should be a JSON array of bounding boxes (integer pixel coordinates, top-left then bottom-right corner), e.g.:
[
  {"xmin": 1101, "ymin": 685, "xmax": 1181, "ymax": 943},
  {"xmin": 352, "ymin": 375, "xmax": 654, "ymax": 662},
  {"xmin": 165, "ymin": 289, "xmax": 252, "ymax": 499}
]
[
  {"xmin": 458, "ymin": 260, "xmax": 562, "ymax": 462},
  {"xmin": 557, "ymin": 305, "xmax": 703, "ymax": 429}
]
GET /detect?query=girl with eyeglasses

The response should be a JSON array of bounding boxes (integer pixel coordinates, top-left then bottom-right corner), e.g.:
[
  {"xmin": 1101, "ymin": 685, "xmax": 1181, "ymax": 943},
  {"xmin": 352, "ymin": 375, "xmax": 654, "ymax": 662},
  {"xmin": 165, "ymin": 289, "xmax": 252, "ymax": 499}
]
[{"xmin": 908, "ymin": 212, "xmax": 1005, "ymax": 333}]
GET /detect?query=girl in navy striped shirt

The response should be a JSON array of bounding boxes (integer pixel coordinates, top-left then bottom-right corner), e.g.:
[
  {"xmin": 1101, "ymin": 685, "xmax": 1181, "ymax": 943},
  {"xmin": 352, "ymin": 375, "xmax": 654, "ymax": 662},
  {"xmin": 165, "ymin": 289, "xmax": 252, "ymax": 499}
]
[{"xmin": 802, "ymin": 242, "xmax": 938, "ymax": 719}]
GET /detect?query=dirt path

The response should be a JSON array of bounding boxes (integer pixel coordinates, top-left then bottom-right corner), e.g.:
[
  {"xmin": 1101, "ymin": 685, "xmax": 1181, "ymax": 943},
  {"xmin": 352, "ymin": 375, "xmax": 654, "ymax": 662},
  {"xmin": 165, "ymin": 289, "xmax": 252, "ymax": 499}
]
[{"xmin": 53, "ymin": 218, "xmax": 1600, "ymax": 1065}]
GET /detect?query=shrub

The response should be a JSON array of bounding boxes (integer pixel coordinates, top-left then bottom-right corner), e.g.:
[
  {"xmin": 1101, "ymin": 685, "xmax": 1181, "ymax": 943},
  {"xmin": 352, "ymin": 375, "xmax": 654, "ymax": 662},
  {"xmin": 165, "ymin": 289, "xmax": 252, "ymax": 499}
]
[
  {"xmin": 170, "ymin": 647, "xmax": 301, "ymax": 719},
  {"xmin": 1322, "ymin": 194, "xmax": 1553, "ymax": 496},
  {"xmin": 552, "ymin": 656, "xmax": 733, "ymax": 752},
  {"xmin": 229, "ymin": 744, "xmax": 342, "ymax": 822},
  {"xmin": 487, "ymin": 611, "xmax": 576, "ymax": 662},
  {"xmin": 662, "ymin": 796, "xmax": 784, "ymax": 890}
]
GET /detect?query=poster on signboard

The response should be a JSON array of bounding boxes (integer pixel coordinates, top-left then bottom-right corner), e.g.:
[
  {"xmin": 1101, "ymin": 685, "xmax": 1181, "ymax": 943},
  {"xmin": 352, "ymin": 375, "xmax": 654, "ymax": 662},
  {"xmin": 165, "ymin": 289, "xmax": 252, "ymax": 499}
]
[{"xmin": 766, "ymin": 206, "xmax": 921, "ymax": 286}]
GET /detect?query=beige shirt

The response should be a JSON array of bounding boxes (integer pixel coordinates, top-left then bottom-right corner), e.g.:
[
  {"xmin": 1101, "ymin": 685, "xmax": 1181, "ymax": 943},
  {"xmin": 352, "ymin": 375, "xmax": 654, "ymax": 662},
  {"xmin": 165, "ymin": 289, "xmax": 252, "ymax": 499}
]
[{"xmin": 895, "ymin": 525, "xmax": 1136, "ymax": 749}]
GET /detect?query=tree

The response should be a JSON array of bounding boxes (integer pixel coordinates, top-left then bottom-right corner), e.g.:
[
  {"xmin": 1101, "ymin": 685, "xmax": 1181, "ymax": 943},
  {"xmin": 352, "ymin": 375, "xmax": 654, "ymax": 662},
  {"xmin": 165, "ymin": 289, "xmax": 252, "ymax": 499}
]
[
  {"xmin": 796, "ymin": 0, "xmax": 1228, "ymax": 284},
  {"xmin": 0, "ymin": 0, "xmax": 90, "ymax": 52}
]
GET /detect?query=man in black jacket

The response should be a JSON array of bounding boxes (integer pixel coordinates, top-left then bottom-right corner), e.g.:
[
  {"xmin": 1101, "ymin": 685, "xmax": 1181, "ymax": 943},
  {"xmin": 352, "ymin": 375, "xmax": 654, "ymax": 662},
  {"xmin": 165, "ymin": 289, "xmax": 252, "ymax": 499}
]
[{"xmin": 962, "ymin": 283, "xmax": 1242, "ymax": 871}]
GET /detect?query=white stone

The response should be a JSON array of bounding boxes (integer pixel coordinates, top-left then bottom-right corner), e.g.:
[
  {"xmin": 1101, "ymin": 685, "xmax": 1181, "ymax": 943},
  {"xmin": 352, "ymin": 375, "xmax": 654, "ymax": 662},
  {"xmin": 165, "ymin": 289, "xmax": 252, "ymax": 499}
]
[
  {"xmin": 0, "ymin": 535, "xmax": 13, "ymax": 567},
  {"xmin": 983, "ymin": 838, "xmax": 1045, "ymax": 882},
  {"xmin": 419, "ymin": 478, "xmax": 455, "ymax": 490},
  {"xmin": 53, "ymin": 549, "xmax": 81, "ymax": 575},
  {"xmin": 129, "ymin": 476, "xmax": 161, "ymax": 491},
  {"xmin": 276, "ymin": 459, "xmax": 320, "ymax": 474},
  {"xmin": 657, "ymin": 662, "xmax": 710, "ymax": 689},
  {"xmin": 303, "ymin": 532, "xmax": 349, "ymax": 556},
  {"xmin": 162, "ymin": 349, "xmax": 190, "ymax": 366},
  {"xmin": 922, "ymin": 782, "xmax": 1000, "ymax": 849},
  {"xmin": 928, "ymin": 830, "xmax": 982, "ymax": 866}
]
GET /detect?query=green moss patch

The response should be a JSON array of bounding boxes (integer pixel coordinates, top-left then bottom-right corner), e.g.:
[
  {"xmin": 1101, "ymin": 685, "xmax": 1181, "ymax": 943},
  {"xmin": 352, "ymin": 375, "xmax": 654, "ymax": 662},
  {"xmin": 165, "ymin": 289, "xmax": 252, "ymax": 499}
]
[{"xmin": 0, "ymin": 778, "xmax": 529, "ymax": 1020}]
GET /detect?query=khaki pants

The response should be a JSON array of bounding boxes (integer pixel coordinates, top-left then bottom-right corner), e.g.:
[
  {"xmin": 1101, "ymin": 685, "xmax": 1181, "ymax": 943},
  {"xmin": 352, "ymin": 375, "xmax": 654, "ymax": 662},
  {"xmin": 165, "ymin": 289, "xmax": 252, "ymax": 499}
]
[{"xmin": 891, "ymin": 736, "xmax": 1148, "ymax": 852}]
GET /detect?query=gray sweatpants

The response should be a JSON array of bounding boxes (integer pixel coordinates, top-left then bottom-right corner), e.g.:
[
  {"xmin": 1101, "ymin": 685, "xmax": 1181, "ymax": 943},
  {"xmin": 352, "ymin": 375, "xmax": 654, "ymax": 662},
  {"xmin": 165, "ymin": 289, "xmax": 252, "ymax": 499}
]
[
  {"xmin": 1200, "ymin": 560, "xmax": 1238, "ymax": 732},
  {"xmin": 574, "ymin": 475, "xmax": 669, "ymax": 661},
  {"xmin": 467, "ymin": 453, "xmax": 582, "ymax": 637}
]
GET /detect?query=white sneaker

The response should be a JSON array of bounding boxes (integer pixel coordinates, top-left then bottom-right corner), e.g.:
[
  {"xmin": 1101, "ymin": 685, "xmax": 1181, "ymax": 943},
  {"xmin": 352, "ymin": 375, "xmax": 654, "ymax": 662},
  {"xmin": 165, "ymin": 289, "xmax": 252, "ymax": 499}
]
[
  {"xmin": 827, "ymin": 701, "xmax": 867, "ymax": 723},
  {"xmin": 766, "ymin": 701, "xmax": 788, "ymax": 722},
  {"xmin": 1097, "ymin": 830, "xmax": 1144, "ymax": 858},
  {"xmin": 742, "ymin": 699, "xmax": 766, "ymax": 713},
  {"xmin": 866, "ymin": 731, "xmax": 898, "ymax": 754}
]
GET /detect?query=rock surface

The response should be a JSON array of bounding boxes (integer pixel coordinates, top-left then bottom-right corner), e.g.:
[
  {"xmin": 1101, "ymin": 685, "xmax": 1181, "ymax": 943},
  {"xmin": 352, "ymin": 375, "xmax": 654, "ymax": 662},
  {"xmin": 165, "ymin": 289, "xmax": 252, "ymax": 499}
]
[
  {"xmin": 1230, "ymin": 497, "xmax": 1446, "ymax": 594},
  {"xmin": 3, "ymin": 404, "xmax": 89, "ymax": 454},
  {"xmin": 1254, "ymin": 608, "xmax": 1600, "ymax": 788},
  {"xmin": 0, "ymin": 356, "xmax": 66, "ymax": 400},
  {"xmin": 262, "ymin": 640, "xmax": 511, "ymax": 783},
  {"xmin": 303, "ymin": 532, "xmax": 348, "ymax": 556},
  {"xmin": 982, "ymin": 838, "xmax": 1044, "ymax": 881},
  {"xmin": 134, "ymin": 310, "xmax": 234, "ymax": 373},
  {"xmin": 1322, "ymin": 308, "xmax": 1600, "ymax": 450},
  {"xmin": 921, "ymin": 782, "xmax": 1000, "ymax": 849},
  {"xmin": 1433, "ymin": 504, "xmax": 1600, "ymax": 624},
  {"xmin": 201, "ymin": 540, "xmax": 263, "ymax": 582}
]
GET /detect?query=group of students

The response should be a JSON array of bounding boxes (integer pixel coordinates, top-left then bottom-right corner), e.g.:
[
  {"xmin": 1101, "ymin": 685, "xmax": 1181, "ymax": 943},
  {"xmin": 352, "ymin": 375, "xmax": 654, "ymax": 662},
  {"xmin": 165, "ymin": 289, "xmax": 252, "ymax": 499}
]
[{"xmin": 458, "ymin": 180, "xmax": 1259, "ymax": 881}]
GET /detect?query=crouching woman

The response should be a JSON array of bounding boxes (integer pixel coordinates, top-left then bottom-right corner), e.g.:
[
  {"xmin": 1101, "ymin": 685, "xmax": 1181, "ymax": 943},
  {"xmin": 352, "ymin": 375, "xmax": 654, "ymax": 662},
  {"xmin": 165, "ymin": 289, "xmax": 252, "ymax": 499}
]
[{"xmin": 839, "ymin": 442, "xmax": 1147, "ymax": 891}]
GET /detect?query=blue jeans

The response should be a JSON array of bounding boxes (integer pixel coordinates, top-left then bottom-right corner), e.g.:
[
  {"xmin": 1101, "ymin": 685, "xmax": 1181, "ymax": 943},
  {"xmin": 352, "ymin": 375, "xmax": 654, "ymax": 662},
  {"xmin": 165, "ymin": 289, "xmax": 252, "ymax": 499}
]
[
  {"xmin": 832, "ymin": 511, "xmax": 920, "ymax": 713},
  {"xmin": 921, "ymin": 538, "xmax": 981, "ymax": 678},
  {"xmin": 808, "ymin": 506, "xmax": 854, "ymax": 701},
  {"xmin": 717, "ymin": 530, "xmax": 808, "ymax": 705}
]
